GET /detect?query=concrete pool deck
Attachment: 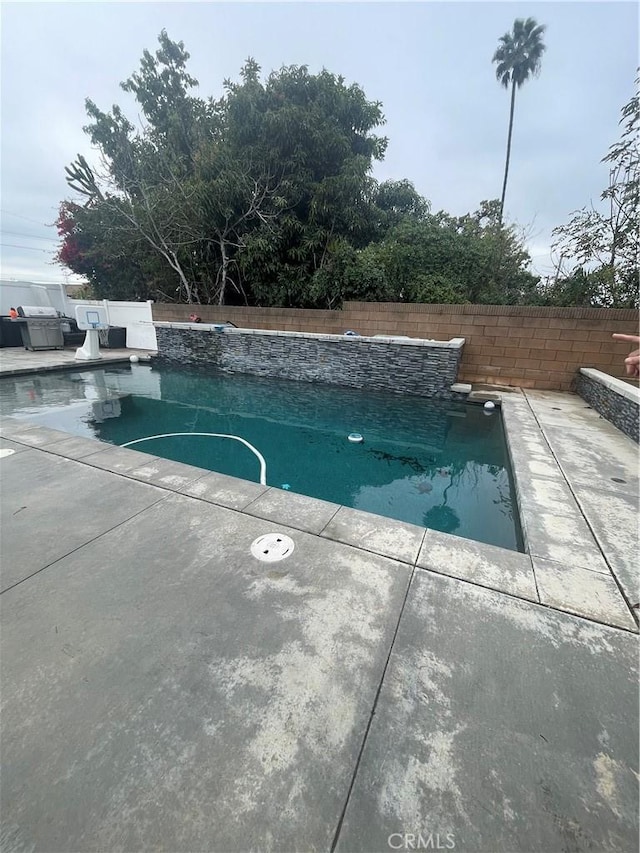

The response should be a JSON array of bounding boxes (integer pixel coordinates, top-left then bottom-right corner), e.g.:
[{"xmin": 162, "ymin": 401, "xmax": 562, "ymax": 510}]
[
  {"xmin": 0, "ymin": 356, "xmax": 638, "ymax": 851},
  {"xmin": 0, "ymin": 345, "xmax": 154, "ymax": 376}
]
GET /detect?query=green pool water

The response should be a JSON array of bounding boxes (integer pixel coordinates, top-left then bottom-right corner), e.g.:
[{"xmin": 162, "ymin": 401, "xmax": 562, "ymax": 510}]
[{"xmin": 0, "ymin": 363, "xmax": 524, "ymax": 551}]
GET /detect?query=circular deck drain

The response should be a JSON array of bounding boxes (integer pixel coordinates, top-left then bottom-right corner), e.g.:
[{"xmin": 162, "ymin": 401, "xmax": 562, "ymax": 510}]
[
  {"xmin": 0, "ymin": 449, "xmax": 16, "ymax": 459},
  {"xmin": 250, "ymin": 533, "xmax": 295, "ymax": 563}
]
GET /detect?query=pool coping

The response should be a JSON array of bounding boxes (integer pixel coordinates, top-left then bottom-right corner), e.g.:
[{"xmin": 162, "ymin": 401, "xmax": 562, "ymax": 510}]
[
  {"xmin": 152, "ymin": 321, "xmax": 466, "ymax": 348},
  {"xmin": 1, "ymin": 377, "xmax": 637, "ymax": 633}
]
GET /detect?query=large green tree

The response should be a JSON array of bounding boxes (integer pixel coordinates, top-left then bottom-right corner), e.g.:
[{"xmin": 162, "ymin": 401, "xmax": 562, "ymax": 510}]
[
  {"xmin": 57, "ymin": 34, "xmax": 388, "ymax": 306},
  {"xmin": 492, "ymin": 17, "xmax": 546, "ymax": 223},
  {"xmin": 231, "ymin": 62, "xmax": 388, "ymax": 306}
]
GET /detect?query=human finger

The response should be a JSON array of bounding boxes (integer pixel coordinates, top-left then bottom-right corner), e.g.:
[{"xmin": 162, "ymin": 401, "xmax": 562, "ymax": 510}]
[
  {"xmin": 612, "ymin": 333, "xmax": 640, "ymax": 343},
  {"xmin": 624, "ymin": 354, "xmax": 640, "ymax": 376}
]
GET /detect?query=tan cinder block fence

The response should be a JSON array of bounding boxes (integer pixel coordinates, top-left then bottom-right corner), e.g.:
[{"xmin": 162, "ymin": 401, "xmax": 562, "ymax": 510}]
[{"xmin": 151, "ymin": 302, "xmax": 640, "ymax": 391}]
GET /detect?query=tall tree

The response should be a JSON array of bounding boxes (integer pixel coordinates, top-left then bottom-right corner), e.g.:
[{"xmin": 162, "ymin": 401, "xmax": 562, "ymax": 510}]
[
  {"xmin": 227, "ymin": 63, "xmax": 388, "ymax": 306},
  {"xmin": 492, "ymin": 17, "xmax": 546, "ymax": 222}
]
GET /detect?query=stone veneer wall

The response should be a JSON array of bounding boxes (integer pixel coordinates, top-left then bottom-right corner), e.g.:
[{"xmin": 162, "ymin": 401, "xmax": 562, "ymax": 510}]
[
  {"xmin": 152, "ymin": 302, "xmax": 640, "ymax": 391},
  {"xmin": 574, "ymin": 368, "xmax": 639, "ymax": 443},
  {"xmin": 154, "ymin": 324, "xmax": 465, "ymax": 398}
]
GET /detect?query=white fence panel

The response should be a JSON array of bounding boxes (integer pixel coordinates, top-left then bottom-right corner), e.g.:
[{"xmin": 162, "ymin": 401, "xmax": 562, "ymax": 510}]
[{"xmin": 0, "ymin": 280, "xmax": 70, "ymax": 315}]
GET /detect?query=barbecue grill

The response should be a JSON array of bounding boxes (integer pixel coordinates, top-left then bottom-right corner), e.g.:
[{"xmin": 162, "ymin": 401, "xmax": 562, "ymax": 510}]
[{"xmin": 15, "ymin": 305, "xmax": 64, "ymax": 351}]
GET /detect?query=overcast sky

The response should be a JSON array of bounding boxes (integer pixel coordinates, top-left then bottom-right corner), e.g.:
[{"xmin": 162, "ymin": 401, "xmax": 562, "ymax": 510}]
[{"xmin": 1, "ymin": 0, "xmax": 637, "ymax": 285}]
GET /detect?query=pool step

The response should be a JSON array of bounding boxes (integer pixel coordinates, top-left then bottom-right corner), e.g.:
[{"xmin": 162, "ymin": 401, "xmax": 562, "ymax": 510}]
[{"xmin": 468, "ymin": 390, "xmax": 502, "ymax": 405}]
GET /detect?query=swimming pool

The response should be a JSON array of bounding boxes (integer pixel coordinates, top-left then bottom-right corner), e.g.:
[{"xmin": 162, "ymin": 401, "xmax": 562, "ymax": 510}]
[{"xmin": 0, "ymin": 364, "xmax": 524, "ymax": 551}]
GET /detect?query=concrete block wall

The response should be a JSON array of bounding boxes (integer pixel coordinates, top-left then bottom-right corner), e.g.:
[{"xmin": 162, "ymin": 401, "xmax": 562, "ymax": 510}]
[
  {"xmin": 152, "ymin": 303, "xmax": 347, "ymax": 335},
  {"xmin": 356, "ymin": 304, "xmax": 637, "ymax": 392},
  {"xmin": 154, "ymin": 325, "xmax": 464, "ymax": 398},
  {"xmin": 574, "ymin": 369, "xmax": 639, "ymax": 443},
  {"xmin": 152, "ymin": 302, "xmax": 640, "ymax": 391}
]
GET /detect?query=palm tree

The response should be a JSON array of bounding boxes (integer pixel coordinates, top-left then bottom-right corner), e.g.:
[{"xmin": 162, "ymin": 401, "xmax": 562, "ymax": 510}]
[{"xmin": 493, "ymin": 17, "xmax": 546, "ymax": 223}]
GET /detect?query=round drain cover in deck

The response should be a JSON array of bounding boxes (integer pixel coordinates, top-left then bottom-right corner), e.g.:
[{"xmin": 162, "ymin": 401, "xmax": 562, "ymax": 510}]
[{"xmin": 250, "ymin": 533, "xmax": 295, "ymax": 563}]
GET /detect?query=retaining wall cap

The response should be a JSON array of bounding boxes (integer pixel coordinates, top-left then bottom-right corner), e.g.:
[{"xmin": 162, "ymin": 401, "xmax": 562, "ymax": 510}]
[{"xmin": 154, "ymin": 322, "xmax": 462, "ymax": 347}]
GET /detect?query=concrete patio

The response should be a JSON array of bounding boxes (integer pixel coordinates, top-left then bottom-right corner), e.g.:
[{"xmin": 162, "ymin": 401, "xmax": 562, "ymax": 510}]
[
  {"xmin": 0, "ymin": 353, "xmax": 638, "ymax": 852},
  {"xmin": 0, "ymin": 345, "xmax": 154, "ymax": 376}
]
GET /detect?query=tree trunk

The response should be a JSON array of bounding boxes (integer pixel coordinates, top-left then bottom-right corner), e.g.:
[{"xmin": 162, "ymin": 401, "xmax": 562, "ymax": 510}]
[
  {"xmin": 499, "ymin": 80, "xmax": 517, "ymax": 224},
  {"xmin": 175, "ymin": 263, "xmax": 193, "ymax": 304},
  {"xmin": 218, "ymin": 239, "xmax": 228, "ymax": 305},
  {"xmin": 165, "ymin": 250, "xmax": 193, "ymax": 303}
]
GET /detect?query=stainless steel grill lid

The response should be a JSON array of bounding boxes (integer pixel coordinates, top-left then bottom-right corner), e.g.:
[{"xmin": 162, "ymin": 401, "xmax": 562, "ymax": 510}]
[{"xmin": 17, "ymin": 305, "xmax": 59, "ymax": 318}]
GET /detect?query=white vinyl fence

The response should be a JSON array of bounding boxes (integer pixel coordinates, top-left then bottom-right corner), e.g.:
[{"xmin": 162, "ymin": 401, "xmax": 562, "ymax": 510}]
[
  {"xmin": 0, "ymin": 280, "xmax": 69, "ymax": 315},
  {"xmin": 0, "ymin": 281, "xmax": 157, "ymax": 350}
]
